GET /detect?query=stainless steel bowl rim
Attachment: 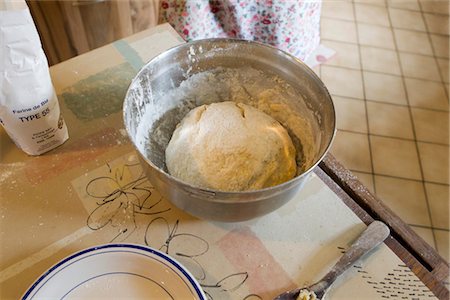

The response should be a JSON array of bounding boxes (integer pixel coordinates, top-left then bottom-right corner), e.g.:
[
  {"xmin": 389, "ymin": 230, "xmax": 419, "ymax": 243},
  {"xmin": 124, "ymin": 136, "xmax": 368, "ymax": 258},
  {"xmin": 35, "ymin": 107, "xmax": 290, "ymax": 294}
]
[{"xmin": 123, "ymin": 38, "xmax": 336, "ymax": 201}]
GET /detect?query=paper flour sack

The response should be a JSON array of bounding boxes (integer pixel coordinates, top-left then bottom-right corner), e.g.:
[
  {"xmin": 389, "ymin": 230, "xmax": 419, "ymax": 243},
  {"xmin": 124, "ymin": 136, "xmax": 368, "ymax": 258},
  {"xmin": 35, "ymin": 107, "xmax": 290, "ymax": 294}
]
[{"xmin": 0, "ymin": 2, "xmax": 68, "ymax": 155}]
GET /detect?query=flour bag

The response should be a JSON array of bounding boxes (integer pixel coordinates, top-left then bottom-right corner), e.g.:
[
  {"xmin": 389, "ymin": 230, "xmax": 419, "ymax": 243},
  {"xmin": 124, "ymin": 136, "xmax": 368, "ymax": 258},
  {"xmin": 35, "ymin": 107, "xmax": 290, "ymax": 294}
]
[{"xmin": 0, "ymin": 1, "xmax": 68, "ymax": 155}]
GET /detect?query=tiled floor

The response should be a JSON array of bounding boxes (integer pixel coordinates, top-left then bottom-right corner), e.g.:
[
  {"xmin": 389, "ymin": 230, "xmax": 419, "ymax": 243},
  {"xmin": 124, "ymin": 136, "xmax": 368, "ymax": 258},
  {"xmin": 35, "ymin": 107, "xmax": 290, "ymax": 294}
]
[{"xmin": 317, "ymin": 0, "xmax": 449, "ymax": 261}]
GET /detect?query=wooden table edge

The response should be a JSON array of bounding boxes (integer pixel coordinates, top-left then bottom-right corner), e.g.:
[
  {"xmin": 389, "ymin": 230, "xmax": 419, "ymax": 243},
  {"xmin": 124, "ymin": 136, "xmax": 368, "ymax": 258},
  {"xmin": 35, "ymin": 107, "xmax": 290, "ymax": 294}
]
[{"xmin": 315, "ymin": 153, "xmax": 449, "ymax": 300}]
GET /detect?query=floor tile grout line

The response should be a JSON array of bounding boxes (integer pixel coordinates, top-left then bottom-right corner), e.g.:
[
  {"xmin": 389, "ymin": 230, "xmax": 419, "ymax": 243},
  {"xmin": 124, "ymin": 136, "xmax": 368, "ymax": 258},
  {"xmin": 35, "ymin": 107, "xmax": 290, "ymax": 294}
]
[
  {"xmin": 336, "ymin": 129, "xmax": 450, "ymax": 147},
  {"xmin": 428, "ymin": 37, "xmax": 450, "ymax": 69},
  {"xmin": 321, "ymin": 63, "xmax": 449, "ymax": 85},
  {"xmin": 331, "ymin": 93, "xmax": 450, "ymax": 113},
  {"xmin": 351, "ymin": 0, "xmax": 377, "ymax": 194},
  {"xmin": 350, "ymin": 169, "xmax": 450, "ymax": 186},
  {"xmin": 391, "ymin": 28, "xmax": 437, "ymax": 58},
  {"xmin": 408, "ymin": 224, "xmax": 450, "ymax": 233},
  {"xmin": 321, "ymin": 15, "xmax": 450, "ymax": 37},
  {"xmin": 323, "ymin": 10, "xmax": 450, "ymax": 26},
  {"xmin": 321, "ymin": 35, "xmax": 450, "ymax": 60},
  {"xmin": 364, "ymin": 100, "xmax": 450, "ymax": 113},
  {"xmin": 370, "ymin": 0, "xmax": 450, "ymax": 17},
  {"xmin": 351, "ymin": 174, "xmax": 449, "ymax": 195}
]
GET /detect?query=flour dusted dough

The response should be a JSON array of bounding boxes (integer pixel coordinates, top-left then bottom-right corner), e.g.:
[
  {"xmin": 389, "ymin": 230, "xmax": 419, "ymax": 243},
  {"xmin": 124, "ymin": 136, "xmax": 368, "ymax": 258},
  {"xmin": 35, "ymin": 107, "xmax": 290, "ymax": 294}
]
[{"xmin": 165, "ymin": 101, "xmax": 297, "ymax": 191}]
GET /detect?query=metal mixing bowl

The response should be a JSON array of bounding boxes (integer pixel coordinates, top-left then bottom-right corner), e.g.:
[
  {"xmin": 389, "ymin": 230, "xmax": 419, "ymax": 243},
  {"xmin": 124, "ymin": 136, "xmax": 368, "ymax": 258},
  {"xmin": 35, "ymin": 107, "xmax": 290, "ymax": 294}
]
[{"xmin": 123, "ymin": 39, "xmax": 335, "ymax": 222}]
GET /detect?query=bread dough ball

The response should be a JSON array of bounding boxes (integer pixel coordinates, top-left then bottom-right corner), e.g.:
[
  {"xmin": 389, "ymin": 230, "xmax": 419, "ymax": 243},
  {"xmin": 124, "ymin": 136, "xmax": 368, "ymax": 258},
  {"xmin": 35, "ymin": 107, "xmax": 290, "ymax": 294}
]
[{"xmin": 165, "ymin": 101, "xmax": 297, "ymax": 191}]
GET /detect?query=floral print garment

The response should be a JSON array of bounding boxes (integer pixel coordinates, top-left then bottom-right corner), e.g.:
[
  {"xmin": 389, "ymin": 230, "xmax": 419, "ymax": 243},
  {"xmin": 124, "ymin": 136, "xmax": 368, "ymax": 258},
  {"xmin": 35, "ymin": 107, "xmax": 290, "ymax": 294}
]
[{"xmin": 159, "ymin": 0, "xmax": 322, "ymax": 61}]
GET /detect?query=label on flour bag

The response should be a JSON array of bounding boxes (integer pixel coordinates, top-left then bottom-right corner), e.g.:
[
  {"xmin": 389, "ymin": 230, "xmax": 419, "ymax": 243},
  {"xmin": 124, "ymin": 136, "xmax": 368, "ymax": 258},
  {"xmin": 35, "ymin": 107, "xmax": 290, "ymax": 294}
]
[{"xmin": 0, "ymin": 3, "xmax": 69, "ymax": 155}]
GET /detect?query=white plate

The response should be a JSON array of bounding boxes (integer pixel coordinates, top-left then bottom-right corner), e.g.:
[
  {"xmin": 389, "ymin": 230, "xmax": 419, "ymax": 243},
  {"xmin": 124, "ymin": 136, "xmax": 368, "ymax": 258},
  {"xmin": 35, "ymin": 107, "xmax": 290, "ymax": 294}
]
[{"xmin": 23, "ymin": 244, "xmax": 206, "ymax": 300}]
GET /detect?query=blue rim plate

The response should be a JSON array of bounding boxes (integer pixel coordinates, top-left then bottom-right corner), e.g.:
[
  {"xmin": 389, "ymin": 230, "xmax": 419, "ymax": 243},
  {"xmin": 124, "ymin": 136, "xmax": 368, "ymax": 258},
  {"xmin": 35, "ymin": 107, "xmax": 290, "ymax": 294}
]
[{"xmin": 22, "ymin": 243, "xmax": 206, "ymax": 300}]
